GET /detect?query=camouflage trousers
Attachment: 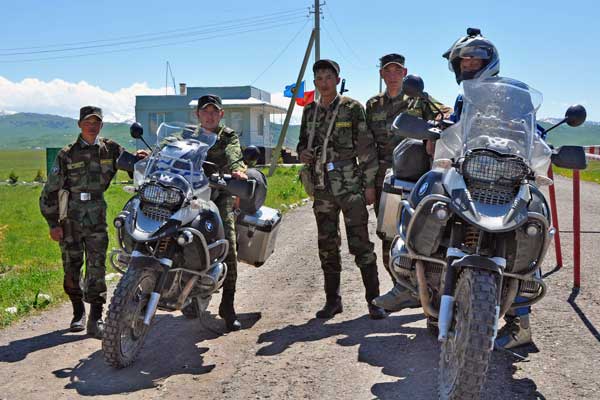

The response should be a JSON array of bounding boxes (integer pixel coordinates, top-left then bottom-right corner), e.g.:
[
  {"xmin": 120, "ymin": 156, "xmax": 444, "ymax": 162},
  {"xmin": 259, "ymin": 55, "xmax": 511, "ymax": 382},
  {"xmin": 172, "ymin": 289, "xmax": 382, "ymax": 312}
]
[
  {"xmin": 215, "ymin": 193, "xmax": 237, "ymax": 294},
  {"xmin": 313, "ymin": 187, "xmax": 376, "ymax": 274},
  {"xmin": 59, "ymin": 220, "xmax": 108, "ymax": 304},
  {"xmin": 374, "ymin": 164, "xmax": 395, "ymax": 283}
]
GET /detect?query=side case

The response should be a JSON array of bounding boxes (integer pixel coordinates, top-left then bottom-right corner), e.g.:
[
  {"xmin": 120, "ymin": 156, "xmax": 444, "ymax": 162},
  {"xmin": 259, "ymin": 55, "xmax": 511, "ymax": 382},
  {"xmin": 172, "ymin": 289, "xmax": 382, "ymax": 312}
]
[
  {"xmin": 236, "ymin": 206, "xmax": 282, "ymax": 267},
  {"xmin": 376, "ymin": 169, "xmax": 415, "ymax": 240}
]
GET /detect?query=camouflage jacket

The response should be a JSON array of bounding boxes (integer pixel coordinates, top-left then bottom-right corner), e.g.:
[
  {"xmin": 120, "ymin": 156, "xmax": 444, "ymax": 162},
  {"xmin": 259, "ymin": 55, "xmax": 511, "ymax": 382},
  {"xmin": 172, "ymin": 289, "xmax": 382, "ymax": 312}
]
[
  {"xmin": 187, "ymin": 124, "xmax": 246, "ymax": 175},
  {"xmin": 39, "ymin": 135, "xmax": 125, "ymax": 228},
  {"xmin": 366, "ymin": 91, "xmax": 452, "ymax": 164},
  {"xmin": 296, "ymin": 96, "xmax": 378, "ymax": 188}
]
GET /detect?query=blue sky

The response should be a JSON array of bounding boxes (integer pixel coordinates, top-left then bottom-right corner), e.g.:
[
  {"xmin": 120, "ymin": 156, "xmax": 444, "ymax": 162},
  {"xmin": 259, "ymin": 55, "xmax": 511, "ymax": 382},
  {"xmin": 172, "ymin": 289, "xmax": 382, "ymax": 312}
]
[{"xmin": 0, "ymin": 0, "xmax": 597, "ymax": 121}]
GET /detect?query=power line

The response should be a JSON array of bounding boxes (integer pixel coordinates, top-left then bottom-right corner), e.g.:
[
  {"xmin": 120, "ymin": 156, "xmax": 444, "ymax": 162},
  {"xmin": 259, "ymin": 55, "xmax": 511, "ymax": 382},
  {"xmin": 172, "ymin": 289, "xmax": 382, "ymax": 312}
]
[
  {"xmin": 0, "ymin": 21, "xmax": 308, "ymax": 63},
  {"xmin": 0, "ymin": 7, "xmax": 308, "ymax": 52},
  {"xmin": 322, "ymin": 27, "xmax": 370, "ymax": 71},
  {"xmin": 323, "ymin": 4, "xmax": 366, "ymax": 66},
  {"xmin": 251, "ymin": 19, "xmax": 310, "ymax": 85},
  {"xmin": 0, "ymin": 13, "xmax": 306, "ymax": 57}
]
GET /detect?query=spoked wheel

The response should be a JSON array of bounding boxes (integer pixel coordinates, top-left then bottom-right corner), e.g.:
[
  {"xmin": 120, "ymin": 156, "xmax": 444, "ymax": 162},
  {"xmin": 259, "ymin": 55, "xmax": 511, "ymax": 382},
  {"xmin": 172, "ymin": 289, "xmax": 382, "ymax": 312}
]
[
  {"xmin": 439, "ymin": 269, "xmax": 498, "ymax": 400},
  {"xmin": 102, "ymin": 267, "xmax": 157, "ymax": 368}
]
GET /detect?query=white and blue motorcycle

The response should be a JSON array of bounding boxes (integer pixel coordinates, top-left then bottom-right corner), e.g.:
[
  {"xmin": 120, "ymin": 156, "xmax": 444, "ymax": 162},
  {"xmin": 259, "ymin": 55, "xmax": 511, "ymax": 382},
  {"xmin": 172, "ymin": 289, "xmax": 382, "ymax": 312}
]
[{"xmin": 388, "ymin": 75, "xmax": 587, "ymax": 399}]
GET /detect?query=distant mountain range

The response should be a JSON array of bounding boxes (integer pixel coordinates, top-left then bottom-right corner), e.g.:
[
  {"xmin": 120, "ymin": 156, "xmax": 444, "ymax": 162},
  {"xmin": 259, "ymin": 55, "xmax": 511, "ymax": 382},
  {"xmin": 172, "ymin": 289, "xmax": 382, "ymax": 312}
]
[
  {"xmin": 0, "ymin": 112, "xmax": 597, "ymax": 150},
  {"xmin": 0, "ymin": 112, "xmax": 134, "ymax": 150}
]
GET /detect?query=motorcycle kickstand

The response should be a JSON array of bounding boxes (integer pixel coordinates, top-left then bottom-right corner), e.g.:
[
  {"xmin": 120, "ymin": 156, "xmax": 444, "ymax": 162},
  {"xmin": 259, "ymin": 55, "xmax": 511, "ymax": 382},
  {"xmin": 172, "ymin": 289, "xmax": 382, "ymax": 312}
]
[{"xmin": 493, "ymin": 343, "xmax": 529, "ymax": 362}]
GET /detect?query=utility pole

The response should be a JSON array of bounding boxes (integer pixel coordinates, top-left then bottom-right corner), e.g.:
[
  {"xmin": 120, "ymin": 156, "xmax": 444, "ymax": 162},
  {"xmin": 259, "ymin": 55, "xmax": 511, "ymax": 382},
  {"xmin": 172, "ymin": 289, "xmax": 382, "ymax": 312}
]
[
  {"xmin": 311, "ymin": 0, "xmax": 323, "ymax": 101},
  {"xmin": 314, "ymin": 0, "xmax": 320, "ymax": 63},
  {"xmin": 268, "ymin": 29, "xmax": 316, "ymax": 177}
]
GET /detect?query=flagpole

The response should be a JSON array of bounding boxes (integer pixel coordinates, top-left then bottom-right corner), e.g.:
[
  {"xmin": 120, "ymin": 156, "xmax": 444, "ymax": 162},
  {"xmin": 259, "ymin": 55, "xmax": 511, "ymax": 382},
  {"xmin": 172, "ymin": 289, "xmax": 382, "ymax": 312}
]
[{"xmin": 268, "ymin": 29, "xmax": 316, "ymax": 177}]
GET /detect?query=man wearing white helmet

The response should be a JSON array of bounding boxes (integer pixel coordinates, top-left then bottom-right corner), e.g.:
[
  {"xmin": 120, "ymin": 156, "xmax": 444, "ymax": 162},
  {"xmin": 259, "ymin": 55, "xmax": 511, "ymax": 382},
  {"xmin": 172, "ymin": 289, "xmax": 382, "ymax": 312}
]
[{"xmin": 443, "ymin": 28, "xmax": 534, "ymax": 350}]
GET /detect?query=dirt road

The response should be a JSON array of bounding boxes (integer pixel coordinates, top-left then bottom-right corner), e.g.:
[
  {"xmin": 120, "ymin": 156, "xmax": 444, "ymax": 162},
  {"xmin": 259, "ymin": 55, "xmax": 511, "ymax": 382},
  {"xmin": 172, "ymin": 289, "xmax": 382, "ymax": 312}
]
[{"xmin": 1, "ymin": 176, "xmax": 599, "ymax": 399}]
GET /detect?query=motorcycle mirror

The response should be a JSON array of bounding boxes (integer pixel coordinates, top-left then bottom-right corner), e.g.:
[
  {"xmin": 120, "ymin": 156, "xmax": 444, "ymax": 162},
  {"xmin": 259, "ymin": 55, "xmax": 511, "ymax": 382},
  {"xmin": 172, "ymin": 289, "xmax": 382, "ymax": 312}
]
[
  {"xmin": 130, "ymin": 122, "xmax": 144, "ymax": 139},
  {"xmin": 551, "ymin": 145, "xmax": 587, "ymax": 170},
  {"xmin": 243, "ymin": 145, "xmax": 261, "ymax": 164},
  {"xmin": 565, "ymin": 104, "xmax": 587, "ymax": 127},
  {"xmin": 391, "ymin": 113, "xmax": 440, "ymax": 141},
  {"xmin": 403, "ymin": 75, "xmax": 425, "ymax": 98},
  {"xmin": 130, "ymin": 122, "xmax": 152, "ymax": 150}
]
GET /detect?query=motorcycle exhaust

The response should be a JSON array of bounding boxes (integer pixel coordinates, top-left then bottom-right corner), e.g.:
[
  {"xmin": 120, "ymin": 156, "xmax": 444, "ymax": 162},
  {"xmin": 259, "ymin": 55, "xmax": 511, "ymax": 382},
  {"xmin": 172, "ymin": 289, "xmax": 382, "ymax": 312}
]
[
  {"xmin": 175, "ymin": 275, "xmax": 199, "ymax": 310},
  {"xmin": 143, "ymin": 292, "xmax": 161, "ymax": 325},
  {"xmin": 415, "ymin": 260, "xmax": 439, "ymax": 318}
]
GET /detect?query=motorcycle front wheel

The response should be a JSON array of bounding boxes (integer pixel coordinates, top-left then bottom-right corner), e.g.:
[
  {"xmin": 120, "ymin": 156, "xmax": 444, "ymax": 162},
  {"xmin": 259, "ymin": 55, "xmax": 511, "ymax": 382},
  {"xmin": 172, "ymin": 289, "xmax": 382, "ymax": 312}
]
[
  {"xmin": 102, "ymin": 267, "xmax": 157, "ymax": 368},
  {"xmin": 439, "ymin": 268, "xmax": 498, "ymax": 400}
]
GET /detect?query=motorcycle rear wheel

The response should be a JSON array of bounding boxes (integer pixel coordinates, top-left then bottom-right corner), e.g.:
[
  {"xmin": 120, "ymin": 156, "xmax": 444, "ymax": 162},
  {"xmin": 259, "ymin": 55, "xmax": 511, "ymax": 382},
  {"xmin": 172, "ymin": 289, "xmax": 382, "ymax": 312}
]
[
  {"xmin": 439, "ymin": 268, "xmax": 497, "ymax": 400},
  {"xmin": 103, "ymin": 267, "xmax": 157, "ymax": 368}
]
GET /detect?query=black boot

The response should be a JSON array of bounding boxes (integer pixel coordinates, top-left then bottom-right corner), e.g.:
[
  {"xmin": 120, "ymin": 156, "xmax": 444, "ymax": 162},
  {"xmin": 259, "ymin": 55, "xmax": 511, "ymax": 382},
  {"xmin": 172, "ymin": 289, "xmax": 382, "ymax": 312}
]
[
  {"xmin": 69, "ymin": 300, "xmax": 86, "ymax": 332},
  {"xmin": 219, "ymin": 290, "xmax": 241, "ymax": 332},
  {"xmin": 316, "ymin": 273, "xmax": 343, "ymax": 319},
  {"xmin": 86, "ymin": 303, "xmax": 105, "ymax": 339},
  {"xmin": 360, "ymin": 265, "xmax": 387, "ymax": 320}
]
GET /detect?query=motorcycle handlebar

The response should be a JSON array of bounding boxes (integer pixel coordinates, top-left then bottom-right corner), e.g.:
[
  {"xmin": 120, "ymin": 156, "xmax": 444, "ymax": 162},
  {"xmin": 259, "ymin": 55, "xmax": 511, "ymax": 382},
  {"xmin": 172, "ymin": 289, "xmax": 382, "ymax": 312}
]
[{"xmin": 209, "ymin": 174, "xmax": 256, "ymax": 200}]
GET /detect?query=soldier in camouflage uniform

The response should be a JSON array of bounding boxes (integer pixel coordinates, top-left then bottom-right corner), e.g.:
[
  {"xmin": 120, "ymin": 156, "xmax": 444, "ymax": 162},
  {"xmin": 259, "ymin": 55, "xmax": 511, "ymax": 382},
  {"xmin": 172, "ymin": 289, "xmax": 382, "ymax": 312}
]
[
  {"xmin": 39, "ymin": 106, "xmax": 144, "ymax": 338},
  {"xmin": 297, "ymin": 59, "xmax": 387, "ymax": 320},
  {"xmin": 184, "ymin": 94, "xmax": 247, "ymax": 332},
  {"xmin": 366, "ymin": 54, "xmax": 452, "ymax": 312}
]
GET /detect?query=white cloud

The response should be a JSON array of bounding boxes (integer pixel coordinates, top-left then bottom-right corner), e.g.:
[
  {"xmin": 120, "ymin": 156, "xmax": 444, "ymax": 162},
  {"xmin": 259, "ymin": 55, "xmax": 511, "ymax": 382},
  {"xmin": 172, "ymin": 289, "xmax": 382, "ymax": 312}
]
[
  {"xmin": 270, "ymin": 92, "xmax": 304, "ymax": 125},
  {"xmin": 0, "ymin": 76, "xmax": 172, "ymax": 122}
]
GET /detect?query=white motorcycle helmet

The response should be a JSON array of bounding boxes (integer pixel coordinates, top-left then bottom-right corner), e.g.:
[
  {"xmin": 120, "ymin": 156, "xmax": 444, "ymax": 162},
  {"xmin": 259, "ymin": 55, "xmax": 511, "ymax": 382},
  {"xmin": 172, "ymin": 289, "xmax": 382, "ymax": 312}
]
[{"xmin": 443, "ymin": 28, "xmax": 500, "ymax": 83}]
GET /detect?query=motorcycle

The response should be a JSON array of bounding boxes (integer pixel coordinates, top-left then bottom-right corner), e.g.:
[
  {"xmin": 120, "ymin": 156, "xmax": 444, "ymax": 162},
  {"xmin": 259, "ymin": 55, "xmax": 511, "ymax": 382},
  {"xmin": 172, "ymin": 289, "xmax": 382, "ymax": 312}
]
[
  {"xmin": 102, "ymin": 122, "xmax": 262, "ymax": 368},
  {"xmin": 386, "ymin": 75, "xmax": 587, "ymax": 399}
]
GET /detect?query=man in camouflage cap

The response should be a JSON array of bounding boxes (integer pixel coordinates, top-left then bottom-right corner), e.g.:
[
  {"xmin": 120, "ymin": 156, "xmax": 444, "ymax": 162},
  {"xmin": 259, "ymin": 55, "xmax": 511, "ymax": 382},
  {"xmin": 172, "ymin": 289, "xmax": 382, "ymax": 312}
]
[
  {"xmin": 297, "ymin": 59, "xmax": 386, "ymax": 320},
  {"xmin": 180, "ymin": 94, "xmax": 248, "ymax": 332},
  {"xmin": 40, "ymin": 106, "xmax": 145, "ymax": 338},
  {"xmin": 366, "ymin": 54, "xmax": 451, "ymax": 312}
]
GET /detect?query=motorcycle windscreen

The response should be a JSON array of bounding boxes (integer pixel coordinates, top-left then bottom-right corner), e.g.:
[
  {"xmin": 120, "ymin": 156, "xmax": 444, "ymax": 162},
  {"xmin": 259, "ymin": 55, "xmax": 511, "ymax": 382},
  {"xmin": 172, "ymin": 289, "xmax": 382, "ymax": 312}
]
[
  {"xmin": 135, "ymin": 122, "xmax": 216, "ymax": 194},
  {"xmin": 434, "ymin": 77, "xmax": 552, "ymax": 177}
]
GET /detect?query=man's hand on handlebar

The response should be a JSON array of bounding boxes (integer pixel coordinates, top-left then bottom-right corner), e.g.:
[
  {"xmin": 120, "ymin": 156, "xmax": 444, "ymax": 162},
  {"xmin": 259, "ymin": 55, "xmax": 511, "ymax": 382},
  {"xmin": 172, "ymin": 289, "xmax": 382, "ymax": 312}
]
[{"xmin": 232, "ymin": 170, "xmax": 248, "ymax": 180}]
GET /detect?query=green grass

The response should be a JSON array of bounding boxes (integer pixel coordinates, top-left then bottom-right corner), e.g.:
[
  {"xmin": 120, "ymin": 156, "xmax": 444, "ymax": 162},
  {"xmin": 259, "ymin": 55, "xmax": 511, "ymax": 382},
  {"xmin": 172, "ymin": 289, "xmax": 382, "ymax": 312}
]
[
  {"xmin": 260, "ymin": 165, "xmax": 307, "ymax": 209},
  {"xmin": 553, "ymin": 159, "xmax": 600, "ymax": 184},
  {"xmin": 0, "ymin": 184, "xmax": 131, "ymax": 327},
  {"xmin": 0, "ymin": 149, "xmax": 46, "ymax": 181},
  {"xmin": 0, "ymin": 163, "xmax": 306, "ymax": 328}
]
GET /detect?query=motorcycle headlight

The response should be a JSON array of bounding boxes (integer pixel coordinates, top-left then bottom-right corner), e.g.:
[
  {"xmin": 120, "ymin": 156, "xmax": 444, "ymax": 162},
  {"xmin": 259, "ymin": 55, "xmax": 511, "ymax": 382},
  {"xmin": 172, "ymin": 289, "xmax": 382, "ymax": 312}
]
[
  {"xmin": 462, "ymin": 150, "xmax": 530, "ymax": 186},
  {"xmin": 139, "ymin": 183, "xmax": 183, "ymax": 208}
]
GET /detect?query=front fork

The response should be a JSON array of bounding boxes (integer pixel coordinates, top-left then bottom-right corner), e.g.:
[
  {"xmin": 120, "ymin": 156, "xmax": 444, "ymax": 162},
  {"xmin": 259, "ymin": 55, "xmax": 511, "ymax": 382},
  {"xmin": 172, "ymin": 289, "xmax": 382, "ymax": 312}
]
[
  {"xmin": 143, "ymin": 257, "xmax": 172, "ymax": 325},
  {"xmin": 131, "ymin": 238, "xmax": 176, "ymax": 326},
  {"xmin": 437, "ymin": 247, "xmax": 505, "ymax": 350}
]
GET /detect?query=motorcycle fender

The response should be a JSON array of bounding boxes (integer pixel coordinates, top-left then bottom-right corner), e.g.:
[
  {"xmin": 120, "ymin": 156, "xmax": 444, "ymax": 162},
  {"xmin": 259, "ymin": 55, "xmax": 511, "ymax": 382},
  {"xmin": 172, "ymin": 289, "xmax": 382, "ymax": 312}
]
[
  {"xmin": 128, "ymin": 253, "xmax": 163, "ymax": 272},
  {"xmin": 451, "ymin": 255, "xmax": 505, "ymax": 275}
]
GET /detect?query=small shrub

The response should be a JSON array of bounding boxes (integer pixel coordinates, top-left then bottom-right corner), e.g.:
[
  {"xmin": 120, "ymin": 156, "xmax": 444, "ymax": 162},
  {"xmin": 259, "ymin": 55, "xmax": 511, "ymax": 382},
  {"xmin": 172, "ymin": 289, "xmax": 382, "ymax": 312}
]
[
  {"xmin": 33, "ymin": 169, "xmax": 46, "ymax": 183},
  {"xmin": 8, "ymin": 171, "xmax": 18, "ymax": 184}
]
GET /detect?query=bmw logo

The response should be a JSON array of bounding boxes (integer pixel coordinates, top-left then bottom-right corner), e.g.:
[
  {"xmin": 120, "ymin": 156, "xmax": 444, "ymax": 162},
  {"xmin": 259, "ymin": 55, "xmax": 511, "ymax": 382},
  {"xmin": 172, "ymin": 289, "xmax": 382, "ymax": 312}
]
[
  {"xmin": 418, "ymin": 182, "xmax": 429, "ymax": 197},
  {"xmin": 204, "ymin": 220, "xmax": 214, "ymax": 232}
]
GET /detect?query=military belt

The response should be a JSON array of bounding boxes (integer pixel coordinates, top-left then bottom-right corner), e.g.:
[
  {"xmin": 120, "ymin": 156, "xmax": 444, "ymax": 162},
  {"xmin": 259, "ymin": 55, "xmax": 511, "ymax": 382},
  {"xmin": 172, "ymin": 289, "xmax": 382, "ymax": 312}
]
[
  {"xmin": 71, "ymin": 192, "xmax": 104, "ymax": 201},
  {"xmin": 325, "ymin": 157, "xmax": 357, "ymax": 172}
]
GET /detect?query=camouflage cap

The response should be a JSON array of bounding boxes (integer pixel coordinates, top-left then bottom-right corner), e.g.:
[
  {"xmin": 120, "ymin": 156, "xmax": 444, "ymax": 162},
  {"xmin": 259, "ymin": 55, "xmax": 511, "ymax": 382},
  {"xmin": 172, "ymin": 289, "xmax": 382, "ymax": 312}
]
[
  {"xmin": 313, "ymin": 59, "xmax": 340, "ymax": 76},
  {"xmin": 197, "ymin": 94, "xmax": 223, "ymax": 110},
  {"xmin": 380, "ymin": 53, "xmax": 406, "ymax": 69},
  {"xmin": 79, "ymin": 106, "xmax": 103, "ymax": 121}
]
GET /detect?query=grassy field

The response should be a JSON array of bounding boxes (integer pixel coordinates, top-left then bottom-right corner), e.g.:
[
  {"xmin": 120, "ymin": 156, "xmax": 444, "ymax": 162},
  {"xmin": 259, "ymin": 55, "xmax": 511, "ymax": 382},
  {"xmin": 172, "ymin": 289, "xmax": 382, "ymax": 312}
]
[
  {"xmin": 0, "ymin": 153, "xmax": 306, "ymax": 327},
  {"xmin": 552, "ymin": 159, "xmax": 600, "ymax": 184}
]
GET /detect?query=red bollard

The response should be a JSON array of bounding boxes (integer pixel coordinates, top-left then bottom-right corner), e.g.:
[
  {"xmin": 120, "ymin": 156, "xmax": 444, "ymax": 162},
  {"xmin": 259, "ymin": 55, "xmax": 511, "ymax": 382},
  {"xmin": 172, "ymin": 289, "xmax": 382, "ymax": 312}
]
[
  {"xmin": 547, "ymin": 166, "xmax": 563, "ymax": 268},
  {"xmin": 573, "ymin": 169, "xmax": 581, "ymax": 288}
]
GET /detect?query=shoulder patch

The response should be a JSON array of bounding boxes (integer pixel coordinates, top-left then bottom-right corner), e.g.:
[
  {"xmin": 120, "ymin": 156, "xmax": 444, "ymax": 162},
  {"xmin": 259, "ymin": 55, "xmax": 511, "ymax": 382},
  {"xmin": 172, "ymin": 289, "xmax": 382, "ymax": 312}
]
[{"xmin": 51, "ymin": 166, "xmax": 60, "ymax": 175}]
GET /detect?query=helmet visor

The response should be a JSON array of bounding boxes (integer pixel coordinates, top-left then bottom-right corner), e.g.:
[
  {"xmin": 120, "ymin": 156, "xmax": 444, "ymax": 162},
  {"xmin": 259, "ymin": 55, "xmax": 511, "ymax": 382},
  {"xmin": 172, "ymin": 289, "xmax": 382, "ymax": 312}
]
[{"xmin": 455, "ymin": 46, "xmax": 492, "ymax": 60}]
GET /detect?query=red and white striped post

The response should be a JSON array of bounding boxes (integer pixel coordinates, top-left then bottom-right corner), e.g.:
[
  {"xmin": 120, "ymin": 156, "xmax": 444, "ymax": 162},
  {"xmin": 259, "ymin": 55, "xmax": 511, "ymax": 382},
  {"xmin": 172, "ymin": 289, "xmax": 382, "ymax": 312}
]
[
  {"xmin": 573, "ymin": 170, "xmax": 581, "ymax": 288},
  {"xmin": 547, "ymin": 166, "xmax": 563, "ymax": 268}
]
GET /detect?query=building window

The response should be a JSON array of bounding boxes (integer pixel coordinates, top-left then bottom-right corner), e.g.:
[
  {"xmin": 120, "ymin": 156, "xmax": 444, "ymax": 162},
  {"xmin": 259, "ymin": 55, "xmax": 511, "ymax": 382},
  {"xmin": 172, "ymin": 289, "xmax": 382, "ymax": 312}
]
[
  {"xmin": 149, "ymin": 112, "xmax": 167, "ymax": 135},
  {"xmin": 257, "ymin": 114, "xmax": 264, "ymax": 136}
]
